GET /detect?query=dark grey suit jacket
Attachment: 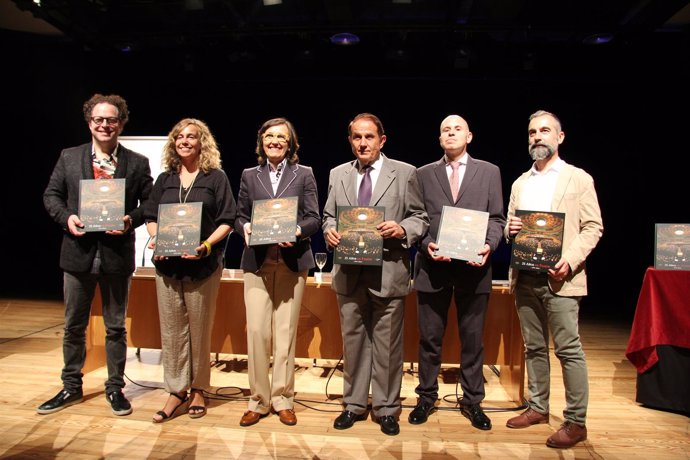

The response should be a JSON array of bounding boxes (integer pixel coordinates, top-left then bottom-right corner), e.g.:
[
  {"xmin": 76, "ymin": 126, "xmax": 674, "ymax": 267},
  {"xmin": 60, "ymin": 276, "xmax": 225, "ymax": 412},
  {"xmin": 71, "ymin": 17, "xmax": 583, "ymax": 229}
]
[
  {"xmin": 323, "ymin": 154, "xmax": 429, "ymax": 298},
  {"xmin": 414, "ymin": 155, "xmax": 506, "ymax": 294},
  {"xmin": 44, "ymin": 142, "xmax": 153, "ymax": 275},
  {"xmin": 234, "ymin": 162, "xmax": 320, "ymax": 273}
]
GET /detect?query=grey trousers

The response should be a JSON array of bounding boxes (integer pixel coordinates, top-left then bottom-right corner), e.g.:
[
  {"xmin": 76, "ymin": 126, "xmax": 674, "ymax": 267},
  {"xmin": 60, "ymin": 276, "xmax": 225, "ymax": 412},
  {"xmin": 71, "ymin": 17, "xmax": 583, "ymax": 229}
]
[
  {"xmin": 337, "ymin": 283, "xmax": 405, "ymax": 418},
  {"xmin": 515, "ymin": 271, "xmax": 588, "ymax": 425},
  {"xmin": 62, "ymin": 271, "xmax": 130, "ymax": 394}
]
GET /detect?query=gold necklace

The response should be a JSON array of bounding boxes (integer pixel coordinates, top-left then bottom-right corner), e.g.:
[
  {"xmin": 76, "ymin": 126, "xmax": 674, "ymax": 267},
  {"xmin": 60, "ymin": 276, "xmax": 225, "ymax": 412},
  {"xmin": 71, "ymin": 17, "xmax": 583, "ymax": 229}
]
[{"xmin": 179, "ymin": 171, "xmax": 199, "ymax": 203}]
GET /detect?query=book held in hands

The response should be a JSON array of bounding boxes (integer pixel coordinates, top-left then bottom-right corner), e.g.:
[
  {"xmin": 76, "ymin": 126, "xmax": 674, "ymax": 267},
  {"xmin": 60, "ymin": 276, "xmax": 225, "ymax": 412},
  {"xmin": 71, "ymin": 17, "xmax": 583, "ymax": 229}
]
[
  {"xmin": 435, "ymin": 206, "xmax": 489, "ymax": 263},
  {"xmin": 78, "ymin": 178, "xmax": 126, "ymax": 231},
  {"xmin": 335, "ymin": 206, "xmax": 385, "ymax": 266},
  {"xmin": 654, "ymin": 223, "xmax": 690, "ymax": 271},
  {"xmin": 155, "ymin": 202, "xmax": 203, "ymax": 256},
  {"xmin": 510, "ymin": 210, "xmax": 565, "ymax": 272},
  {"xmin": 249, "ymin": 196, "xmax": 299, "ymax": 246}
]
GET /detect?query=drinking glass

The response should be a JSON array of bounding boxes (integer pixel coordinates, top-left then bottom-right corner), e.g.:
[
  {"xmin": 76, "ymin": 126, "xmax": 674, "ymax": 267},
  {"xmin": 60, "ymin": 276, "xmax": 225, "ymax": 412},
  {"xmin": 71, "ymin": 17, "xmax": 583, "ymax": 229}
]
[
  {"xmin": 315, "ymin": 252, "xmax": 327, "ymax": 272},
  {"xmin": 314, "ymin": 252, "xmax": 327, "ymax": 284}
]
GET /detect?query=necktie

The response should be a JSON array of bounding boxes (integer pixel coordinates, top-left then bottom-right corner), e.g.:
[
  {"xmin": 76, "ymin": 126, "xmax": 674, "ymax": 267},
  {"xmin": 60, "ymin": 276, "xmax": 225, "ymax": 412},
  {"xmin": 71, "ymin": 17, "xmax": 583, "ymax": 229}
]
[
  {"xmin": 358, "ymin": 165, "xmax": 372, "ymax": 206},
  {"xmin": 449, "ymin": 161, "xmax": 460, "ymax": 202}
]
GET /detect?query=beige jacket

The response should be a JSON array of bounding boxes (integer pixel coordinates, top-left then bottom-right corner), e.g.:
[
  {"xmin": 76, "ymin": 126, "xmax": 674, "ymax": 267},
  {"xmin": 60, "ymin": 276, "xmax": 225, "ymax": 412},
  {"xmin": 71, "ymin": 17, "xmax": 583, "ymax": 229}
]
[{"xmin": 505, "ymin": 162, "xmax": 603, "ymax": 296}]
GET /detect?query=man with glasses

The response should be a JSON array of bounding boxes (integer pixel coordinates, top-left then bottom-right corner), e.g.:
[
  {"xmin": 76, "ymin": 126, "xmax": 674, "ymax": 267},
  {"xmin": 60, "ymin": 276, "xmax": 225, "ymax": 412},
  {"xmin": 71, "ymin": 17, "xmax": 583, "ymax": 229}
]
[{"xmin": 40, "ymin": 94, "xmax": 153, "ymax": 416}]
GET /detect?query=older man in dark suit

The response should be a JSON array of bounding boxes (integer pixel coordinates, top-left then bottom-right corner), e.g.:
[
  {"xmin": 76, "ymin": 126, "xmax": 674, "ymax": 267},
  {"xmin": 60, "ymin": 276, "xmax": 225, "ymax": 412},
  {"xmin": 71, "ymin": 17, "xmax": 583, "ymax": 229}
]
[
  {"xmin": 40, "ymin": 94, "xmax": 152, "ymax": 416},
  {"xmin": 323, "ymin": 113, "xmax": 429, "ymax": 436},
  {"xmin": 410, "ymin": 114, "xmax": 505, "ymax": 430}
]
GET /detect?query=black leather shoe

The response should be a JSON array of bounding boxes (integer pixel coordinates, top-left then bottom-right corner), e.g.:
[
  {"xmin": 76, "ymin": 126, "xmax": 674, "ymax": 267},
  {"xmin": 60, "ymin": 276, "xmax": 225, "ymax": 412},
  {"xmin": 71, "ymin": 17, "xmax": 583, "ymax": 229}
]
[
  {"xmin": 408, "ymin": 400, "xmax": 436, "ymax": 425},
  {"xmin": 37, "ymin": 389, "xmax": 84, "ymax": 415},
  {"xmin": 333, "ymin": 410, "xmax": 366, "ymax": 430},
  {"xmin": 377, "ymin": 415, "xmax": 400, "ymax": 436},
  {"xmin": 460, "ymin": 404, "xmax": 492, "ymax": 430},
  {"xmin": 106, "ymin": 390, "xmax": 132, "ymax": 416}
]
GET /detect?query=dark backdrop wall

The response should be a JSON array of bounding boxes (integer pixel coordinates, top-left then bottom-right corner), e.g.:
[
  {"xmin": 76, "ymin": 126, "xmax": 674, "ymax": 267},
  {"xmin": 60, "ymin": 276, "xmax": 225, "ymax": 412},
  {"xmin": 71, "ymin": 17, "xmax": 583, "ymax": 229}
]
[{"xmin": 3, "ymin": 30, "xmax": 688, "ymax": 320}]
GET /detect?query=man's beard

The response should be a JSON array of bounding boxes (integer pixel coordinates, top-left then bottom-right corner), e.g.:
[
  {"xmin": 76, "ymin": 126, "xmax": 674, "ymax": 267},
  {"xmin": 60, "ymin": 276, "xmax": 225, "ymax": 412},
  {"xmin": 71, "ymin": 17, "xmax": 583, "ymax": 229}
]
[{"xmin": 529, "ymin": 143, "xmax": 555, "ymax": 161}]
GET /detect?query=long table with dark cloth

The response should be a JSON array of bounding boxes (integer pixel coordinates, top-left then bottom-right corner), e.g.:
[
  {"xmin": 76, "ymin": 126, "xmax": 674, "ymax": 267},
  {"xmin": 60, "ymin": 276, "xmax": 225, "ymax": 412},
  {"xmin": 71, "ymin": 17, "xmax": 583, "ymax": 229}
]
[
  {"xmin": 85, "ymin": 267, "xmax": 524, "ymax": 403},
  {"xmin": 625, "ymin": 267, "xmax": 690, "ymax": 413}
]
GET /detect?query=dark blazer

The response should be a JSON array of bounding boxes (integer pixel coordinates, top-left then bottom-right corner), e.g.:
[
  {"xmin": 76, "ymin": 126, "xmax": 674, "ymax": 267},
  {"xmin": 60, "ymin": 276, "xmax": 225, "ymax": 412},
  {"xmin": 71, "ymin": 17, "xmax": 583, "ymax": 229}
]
[
  {"xmin": 322, "ymin": 154, "xmax": 429, "ymax": 298},
  {"xmin": 414, "ymin": 154, "xmax": 505, "ymax": 294},
  {"xmin": 44, "ymin": 142, "xmax": 153, "ymax": 275},
  {"xmin": 234, "ymin": 162, "xmax": 320, "ymax": 273}
]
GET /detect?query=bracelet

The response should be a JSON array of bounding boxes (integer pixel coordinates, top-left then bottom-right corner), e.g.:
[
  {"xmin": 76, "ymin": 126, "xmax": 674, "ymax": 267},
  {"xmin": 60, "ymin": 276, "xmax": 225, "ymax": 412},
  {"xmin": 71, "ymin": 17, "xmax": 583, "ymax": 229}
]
[{"xmin": 201, "ymin": 240, "xmax": 212, "ymax": 257}]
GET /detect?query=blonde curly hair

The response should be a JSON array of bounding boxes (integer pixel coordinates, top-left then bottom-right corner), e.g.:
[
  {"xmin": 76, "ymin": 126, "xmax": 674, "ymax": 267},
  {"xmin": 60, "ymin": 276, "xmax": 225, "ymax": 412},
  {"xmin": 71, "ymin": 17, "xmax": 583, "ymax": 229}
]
[{"xmin": 162, "ymin": 118, "xmax": 222, "ymax": 173}]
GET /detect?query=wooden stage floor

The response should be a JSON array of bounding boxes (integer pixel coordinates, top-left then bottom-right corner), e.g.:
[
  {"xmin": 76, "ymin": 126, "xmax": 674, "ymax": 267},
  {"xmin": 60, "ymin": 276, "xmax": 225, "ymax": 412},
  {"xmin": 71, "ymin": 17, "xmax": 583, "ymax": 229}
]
[{"xmin": 1, "ymin": 297, "xmax": 688, "ymax": 459}]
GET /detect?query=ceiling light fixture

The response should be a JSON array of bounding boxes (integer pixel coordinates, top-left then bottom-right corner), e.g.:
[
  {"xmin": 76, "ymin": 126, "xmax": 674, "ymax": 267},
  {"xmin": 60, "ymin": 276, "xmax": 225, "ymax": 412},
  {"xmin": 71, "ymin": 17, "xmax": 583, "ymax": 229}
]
[
  {"xmin": 330, "ymin": 33, "xmax": 360, "ymax": 45},
  {"xmin": 582, "ymin": 33, "xmax": 614, "ymax": 45},
  {"xmin": 184, "ymin": 0, "xmax": 204, "ymax": 10},
  {"xmin": 263, "ymin": 0, "xmax": 282, "ymax": 5}
]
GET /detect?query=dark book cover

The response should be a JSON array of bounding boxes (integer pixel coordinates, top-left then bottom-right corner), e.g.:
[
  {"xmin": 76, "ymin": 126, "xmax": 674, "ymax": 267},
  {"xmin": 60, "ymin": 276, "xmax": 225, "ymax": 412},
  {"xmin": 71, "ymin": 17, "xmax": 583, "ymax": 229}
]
[
  {"xmin": 655, "ymin": 223, "xmax": 690, "ymax": 271},
  {"xmin": 334, "ymin": 206, "xmax": 385, "ymax": 266},
  {"xmin": 154, "ymin": 202, "xmax": 203, "ymax": 256},
  {"xmin": 249, "ymin": 196, "xmax": 299, "ymax": 246},
  {"xmin": 78, "ymin": 178, "xmax": 126, "ymax": 232},
  {"xmin": 435, "ymin": 206, "xmax": 489, "ymax": 263},
  {"xmin": 510, "ymin": 210, "xmax": 565, "ymax": 272}
]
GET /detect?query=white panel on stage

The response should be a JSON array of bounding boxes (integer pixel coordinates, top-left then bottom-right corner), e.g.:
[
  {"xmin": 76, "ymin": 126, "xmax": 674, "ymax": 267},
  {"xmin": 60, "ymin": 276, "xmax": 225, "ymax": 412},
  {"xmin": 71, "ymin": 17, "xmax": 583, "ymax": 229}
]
[{"xmin": 119, "ymin": 136, "xmax": 166, "ymax": 267}]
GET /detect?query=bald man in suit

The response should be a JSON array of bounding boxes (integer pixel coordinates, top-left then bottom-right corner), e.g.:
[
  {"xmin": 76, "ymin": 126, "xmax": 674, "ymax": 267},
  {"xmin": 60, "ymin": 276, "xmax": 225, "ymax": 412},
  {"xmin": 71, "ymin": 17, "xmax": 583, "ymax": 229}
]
[
  {"xmin": 323, "ymin": 113, "xmax": 429, "ymax": 436},
  {"xmin": 410, "ymin": 115, "xmax": 505, "ymax": 430}
]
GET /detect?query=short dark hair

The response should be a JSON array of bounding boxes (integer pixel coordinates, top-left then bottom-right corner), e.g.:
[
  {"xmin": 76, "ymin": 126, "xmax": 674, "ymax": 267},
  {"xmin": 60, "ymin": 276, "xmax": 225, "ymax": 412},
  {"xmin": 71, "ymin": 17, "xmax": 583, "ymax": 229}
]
[
  {"xmin": 255, "ymin": 117, "xmax": 300, "ymax": 166},
  {"xmin": 83, "ymin": 94, "xmax": 130, "ymax": 126},
  {"xmin": 348, "ymin": 113, "xmax": 385, "ymax": 137}
]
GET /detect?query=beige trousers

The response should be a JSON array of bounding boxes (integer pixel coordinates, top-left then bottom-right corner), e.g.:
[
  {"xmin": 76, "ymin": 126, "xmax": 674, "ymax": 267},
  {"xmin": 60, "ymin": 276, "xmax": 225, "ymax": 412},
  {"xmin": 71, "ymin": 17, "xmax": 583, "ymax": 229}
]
[
  {"xmin": 155, "ymin": 265, "xmax": 222, "ymax": 393},
  {"xmin": 244, "ymin": 261, "xmax": 306, "ymax": 413}
]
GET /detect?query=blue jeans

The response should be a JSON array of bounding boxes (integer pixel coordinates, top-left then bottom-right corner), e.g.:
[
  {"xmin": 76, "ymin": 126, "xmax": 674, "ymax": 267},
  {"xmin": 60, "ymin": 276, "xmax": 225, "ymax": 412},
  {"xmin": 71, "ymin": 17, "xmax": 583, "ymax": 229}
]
[{"xmin": 62, "ymin": 271, "xmax": 131, "ymax": 394}]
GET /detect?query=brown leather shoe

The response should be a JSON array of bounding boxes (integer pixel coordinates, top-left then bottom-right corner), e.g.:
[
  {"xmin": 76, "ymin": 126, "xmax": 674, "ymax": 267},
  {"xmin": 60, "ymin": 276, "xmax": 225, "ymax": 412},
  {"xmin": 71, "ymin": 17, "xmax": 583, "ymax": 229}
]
[
  {"xmin": 240, "ymin": 410, "xmax": 267, "ymax": 427},
  {"xmin": 506, "ymin": 408, "xmax": 549, "ymax": 428},
  {"xmin": 277, "ymin": 409, "xmax": 297, "ymax": 426},
  {"xmin": 546, "ymin": 421, "xmax": 587, "ymax": 448}
]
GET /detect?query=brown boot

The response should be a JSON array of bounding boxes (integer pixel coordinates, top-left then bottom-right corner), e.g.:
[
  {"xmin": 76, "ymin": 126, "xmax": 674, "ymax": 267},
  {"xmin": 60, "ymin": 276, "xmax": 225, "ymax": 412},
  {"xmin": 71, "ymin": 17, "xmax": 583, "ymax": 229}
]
[
  {"xmin": 546, "ymin": 421, "xmax": 587, "ymax": 448},
  {"xmin": 506, "ymin": 408, "xmax": 549, "ymax": 428}
]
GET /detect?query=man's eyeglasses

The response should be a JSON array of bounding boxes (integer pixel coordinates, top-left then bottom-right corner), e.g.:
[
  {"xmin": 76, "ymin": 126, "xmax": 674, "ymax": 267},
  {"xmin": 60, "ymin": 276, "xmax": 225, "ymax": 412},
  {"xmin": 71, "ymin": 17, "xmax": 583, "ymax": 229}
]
[
  {"xmin": 263, "ymin": 133, "xmax": 289, "ymax": 144},
  {"xmin": 91, "ymin": 116, "xmax": 120, "ymax": 126}
]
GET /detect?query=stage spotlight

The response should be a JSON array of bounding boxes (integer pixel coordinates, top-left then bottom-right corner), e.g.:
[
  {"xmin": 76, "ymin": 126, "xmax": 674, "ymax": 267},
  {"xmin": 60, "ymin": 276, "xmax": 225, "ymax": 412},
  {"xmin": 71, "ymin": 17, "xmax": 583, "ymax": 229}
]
[
  {"xmin": 582, "ymin": 33, "xmax": 614, "ymax": 45},
  {"xmin": 184, "ymin": 0, "xmax": 204, "ymax": 10},
  {"xmin": 330, "ymin": 33, "xmax": 360, "ymax": 45}
]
